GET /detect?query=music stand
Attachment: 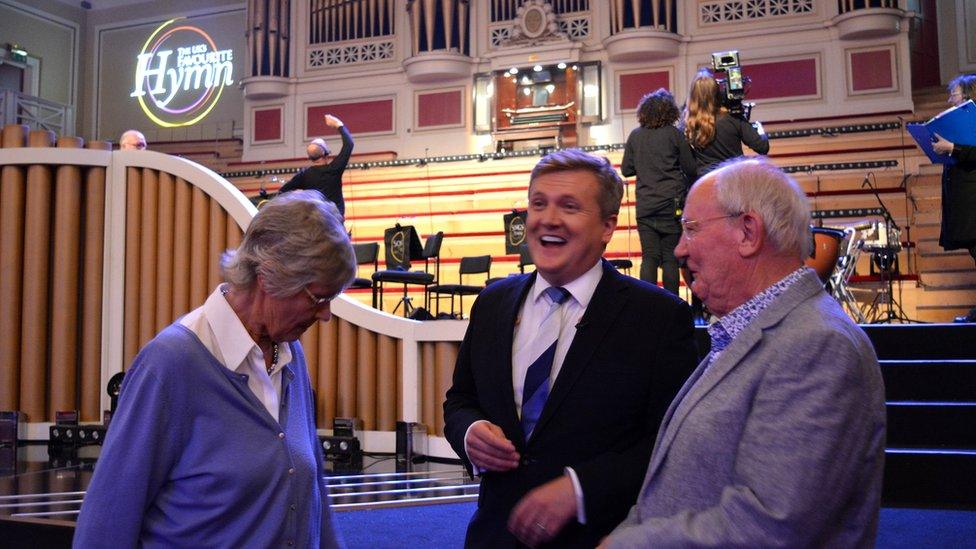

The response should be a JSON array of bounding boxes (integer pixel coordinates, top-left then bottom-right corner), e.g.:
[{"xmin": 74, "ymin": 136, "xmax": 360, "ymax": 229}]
[
  {"xmin": 373, "ymin": 225, "xmax": 434, "ymax": 316},
  {"xmin": 503, "ymin": 210, "xmax": 527, "ymax": 255},
  {"xmin": 383, "ymin": 224, "xmax": 423, "ymax": 270}
]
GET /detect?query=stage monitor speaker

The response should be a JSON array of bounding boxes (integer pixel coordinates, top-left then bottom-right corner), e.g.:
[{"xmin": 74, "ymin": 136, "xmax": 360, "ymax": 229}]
[
  {"xmin": 503, "ymin": 210, "xmax": 528, "ymax": 254},
  {"xmin": 383, "ymin": 224, "xmax": 423, "ymax": 270}
]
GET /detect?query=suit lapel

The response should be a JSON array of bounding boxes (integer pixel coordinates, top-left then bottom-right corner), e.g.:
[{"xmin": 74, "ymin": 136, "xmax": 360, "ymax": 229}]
[
  {"xmin": 496, "ymin": 274, "xmax": 535, "ymax": 442},
  {"xmin": 646, "ymin": 270, "xmax": 825, "ymax": 479},
  {"xmin": 530, "ymin": 262, "xmax": 625, "ymax": 442}
]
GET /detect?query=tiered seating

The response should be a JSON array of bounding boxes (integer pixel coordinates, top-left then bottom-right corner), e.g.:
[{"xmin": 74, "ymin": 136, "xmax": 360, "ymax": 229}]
[{"xmin": 207, "ymin": 88, "xmax": 974, "ymax": 321}]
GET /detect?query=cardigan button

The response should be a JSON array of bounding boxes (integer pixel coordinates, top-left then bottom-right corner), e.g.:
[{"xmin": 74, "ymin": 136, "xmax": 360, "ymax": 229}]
[
  {"xmin": 288, "ymin": 468, "xmax": 295, "ymax": 475},
  {"xmin": 278, "ymin": 432, "xmax": 285, "ymax": 439}
]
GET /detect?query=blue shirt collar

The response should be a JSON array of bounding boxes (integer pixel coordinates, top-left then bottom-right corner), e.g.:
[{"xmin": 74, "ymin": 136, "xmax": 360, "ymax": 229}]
[{"xmin": 707, "ymin": 267, "xmax": 809, "ymax": 356}]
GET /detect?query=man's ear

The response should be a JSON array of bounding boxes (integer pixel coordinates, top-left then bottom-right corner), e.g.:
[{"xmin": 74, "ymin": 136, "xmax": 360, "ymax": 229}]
[{"xmin": 738, "ymin": 212, "xmax": 765, "ymax": 257}]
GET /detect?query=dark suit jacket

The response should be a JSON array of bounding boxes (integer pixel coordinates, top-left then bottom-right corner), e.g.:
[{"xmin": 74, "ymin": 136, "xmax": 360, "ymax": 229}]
[{"xmin": 443, "ymin": 260, "xmax": 698, "ymax": 548}]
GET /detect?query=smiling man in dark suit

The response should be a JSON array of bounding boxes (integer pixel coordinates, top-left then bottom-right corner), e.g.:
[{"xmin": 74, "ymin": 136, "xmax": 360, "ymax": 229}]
[{"xmin": 443, "ymin": 149, "xmax": 698, "ymax": 548}]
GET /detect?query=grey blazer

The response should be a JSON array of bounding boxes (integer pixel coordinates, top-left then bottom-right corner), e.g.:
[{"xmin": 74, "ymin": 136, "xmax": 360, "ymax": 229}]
[{"xmin": 607, "ymin": 269, "xmax": 886, "ymax": 548}]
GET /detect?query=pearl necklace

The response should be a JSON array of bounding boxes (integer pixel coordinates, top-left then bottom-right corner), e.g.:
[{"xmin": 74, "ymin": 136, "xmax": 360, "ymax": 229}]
[{"xmin": 221, "ymin": 285, "xmax": 278, "ymax": 376}]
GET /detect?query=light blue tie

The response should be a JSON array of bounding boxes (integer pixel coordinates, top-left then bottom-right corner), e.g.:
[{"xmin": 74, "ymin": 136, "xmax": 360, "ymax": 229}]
[{"xmin": 520, "ymin": 286, "xmax": 571, "ymax": 440}]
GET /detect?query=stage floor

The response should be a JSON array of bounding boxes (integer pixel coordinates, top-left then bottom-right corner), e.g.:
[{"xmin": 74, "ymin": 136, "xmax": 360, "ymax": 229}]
[{"xmin": 0, "ymin": 442, "xmax": 477, "ymax": 525}]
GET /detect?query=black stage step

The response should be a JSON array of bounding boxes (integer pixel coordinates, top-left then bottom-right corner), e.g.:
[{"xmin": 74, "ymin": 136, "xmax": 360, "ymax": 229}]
[
  {"xmin": 886, "ymin": 402, "xmax": 976, "ymax": 449},
  {"xmin": 862, "ymin": 323, "xmax": 976, "ymax": 360},
  {"xmin": 881, "ymin": 360, "xmax": 976, "ymax": 401},
  {"xmin": 696, "ymin": 323, "xmax": 976, "ymax": 508},
  {"xmin": 883, "ymin": 450, "xmax": 976, "ymax": 509}
]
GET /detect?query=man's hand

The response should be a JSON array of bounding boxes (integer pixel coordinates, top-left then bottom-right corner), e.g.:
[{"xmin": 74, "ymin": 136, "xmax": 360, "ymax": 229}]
[
  {"xmin": 466, "ymin": 421, "xmax": 520, "ymax": 472},
  {"xmin": 508, "ymin": 475, "xmax": 578, "ymax": 547},
  {"xmin": 324, "ymin": 114, "xmax": 343, "ymax": 128},
  {"xmin": 932, "ymin": 133, "xmax": 954, "ymax": 156}
]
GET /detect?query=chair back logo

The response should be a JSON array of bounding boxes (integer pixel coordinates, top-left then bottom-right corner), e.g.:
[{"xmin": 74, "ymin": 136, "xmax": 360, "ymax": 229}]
[{"xmin": 391, "ymin": 230, "xmax": 406, "ymax": 264}]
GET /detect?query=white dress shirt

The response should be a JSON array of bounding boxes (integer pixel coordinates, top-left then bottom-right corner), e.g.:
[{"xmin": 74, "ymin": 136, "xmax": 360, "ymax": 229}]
[
  {"xmin": 465, "ymin": 260, "xmax": 604, "ymax": 524},
  {"xmin": 180, "ymin": 285, "xmax": 292, "ymax": 423}
]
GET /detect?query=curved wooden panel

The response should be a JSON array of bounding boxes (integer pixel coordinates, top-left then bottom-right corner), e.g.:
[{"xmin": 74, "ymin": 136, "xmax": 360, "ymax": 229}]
[
  {"xmin": 171, "ymin": 179, "xmax": 192, "ymax": 319},
  {"xmin": 189, "ymin": 186, "xmax": 210, "ymax": 307},
  {"xmin": 19, "ymin": 130, "xmax": 56, "ymax": 420},
  {"xmin": 48, "ymin": 136, "xmax": 84, "ymax": 418},
  {"xmin": 80, "ymin": 141, "xmax": 111, "ymax": 421},
  {"xmin": 301, "ymin": 323, "xmax": 321, "ymax": 390},
  {"xmin": 376, "ymin": 334, "xmax": 397, "ymax": 430},
  {"xmin": 433, "ymin": 341, "xmax": 459, "ymax": 436},
  {"xmin": 356, "ymin": 327, "xmax": 377, "ymax": 429},
  {"xmin": 317, "ymin": 317, "xmax": 339, "ymax": 426},
  {"xmin": 0, "ymin": 125, "xmax": 28, "ymax": 410},
  {"xmin": 421, "ymin": 342, "xmax": 436, "ymax": 432},
  {"xmin": 337, "ymin": 318, "xmax": 358, "ymax": 417},
  {"xmin": 207, "ymin": 199, "xmax": 226, "ymax": 291},
  {"xmin": 123, "ymin": 167, "xmax": 143, "ymax": 369},
  {"xmin": 138, "ymin": 169, "xmax": 160, "ymax": 351},
  {"xmin": 155, "ymin": 172, "xmax": 176, "ymax": 332}
]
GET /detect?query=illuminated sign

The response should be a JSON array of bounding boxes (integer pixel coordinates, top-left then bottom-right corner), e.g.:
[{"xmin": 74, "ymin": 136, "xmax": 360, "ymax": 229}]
[{"xmin": 130, "ymin": 18, "xmax": 234, "ymax": 128}]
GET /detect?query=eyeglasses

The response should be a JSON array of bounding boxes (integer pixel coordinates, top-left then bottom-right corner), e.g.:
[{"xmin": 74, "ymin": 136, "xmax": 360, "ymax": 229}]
[
  {"xmin": 303, "ymin": 286, "xmax": 336, "ymax": 308},
  {"xmin": 679, "ymin": 213, "xmax": 742, "ymax": 239}
]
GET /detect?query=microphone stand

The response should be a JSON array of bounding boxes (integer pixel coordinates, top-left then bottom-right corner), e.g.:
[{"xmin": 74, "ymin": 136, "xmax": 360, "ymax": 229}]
[{"xmin": 861, "ymin": 174, "xmax": 913, "ymax": 323}]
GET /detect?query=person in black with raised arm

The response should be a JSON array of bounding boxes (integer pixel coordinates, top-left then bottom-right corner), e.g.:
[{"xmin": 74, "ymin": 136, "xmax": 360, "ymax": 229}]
[{"xmin": 280, "ymin": 114, "xmax": 354, "ymax": 216}]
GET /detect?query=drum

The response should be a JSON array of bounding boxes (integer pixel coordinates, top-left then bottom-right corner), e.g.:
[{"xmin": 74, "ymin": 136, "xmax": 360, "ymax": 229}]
[{"xmin": 805, "ymin": 227, "xmax": 845, "ymax": 283}]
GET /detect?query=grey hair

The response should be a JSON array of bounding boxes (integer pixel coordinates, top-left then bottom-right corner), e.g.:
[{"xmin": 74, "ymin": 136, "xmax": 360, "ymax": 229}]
[
  {"xmin": 220, "ymin": 190, "xmax": 356, "ymax": 297},
  {"xmin": 711, "ymin": 157, "xmax": 812, "ymax": 260},
  {"xmin": 529, "ymin": 148, "xmax": 624, "ymax": 219}
]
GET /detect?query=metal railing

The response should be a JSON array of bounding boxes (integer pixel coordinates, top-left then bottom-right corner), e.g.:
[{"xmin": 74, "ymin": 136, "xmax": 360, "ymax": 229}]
[
  {"xmin": 0, "ymin": 90, "xmax": 71, "ymax": 135},
  {"xmin": 838, "ymin": 0, "xmax": 900, "ymax": 13}
]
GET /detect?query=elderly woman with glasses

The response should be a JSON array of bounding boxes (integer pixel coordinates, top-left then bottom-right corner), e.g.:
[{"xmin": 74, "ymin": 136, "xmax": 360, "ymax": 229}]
[{"xmin": 75, "ymin": 190, "xmax": 354, "ymax": 548}]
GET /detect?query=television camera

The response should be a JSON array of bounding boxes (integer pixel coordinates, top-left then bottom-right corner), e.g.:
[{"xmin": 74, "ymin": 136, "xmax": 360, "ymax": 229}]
[{"xmin": 711, "ymin": 50, "xmax": 754, "ymax": 121}]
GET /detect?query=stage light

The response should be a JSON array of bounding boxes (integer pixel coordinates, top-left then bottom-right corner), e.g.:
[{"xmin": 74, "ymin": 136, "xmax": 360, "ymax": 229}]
[
  {"xmin": 557, "ymin": 62, "xmax": 567, "ymax": 69},
  {"xmin": 545, "ymin": 84, "xmax": 555, "ymax": 93},
  {"xmin": 509, "ymin": 67, "xmax": 518, "ymax": 74},
  {"xmin": 572, "ymin": 64, "xmax": 579, "ymax": 70},
  {"xmin": 533, "ymin": 65, "xmax": 543, "ymax": 72},
  {"xmin": 522, "ymin": 87, "xmax": 532, "ymax": 96}
]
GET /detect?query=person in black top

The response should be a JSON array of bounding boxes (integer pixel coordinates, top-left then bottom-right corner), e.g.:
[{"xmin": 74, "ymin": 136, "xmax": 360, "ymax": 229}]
[
  {"xmin": 931, "ymin": 73, "xmax": 976, "ymax": 323},
  {"xmin": 680, "ymin": 69, "xmax": 769, "ymax": 323},
  {"xmin": 682, "ymin": 69, "xmax": 769, "ymax": 175},
  {"xmin": 280, "ymin": 114, "xmax": 354, "ymax": 216},
  {"xmin": 621, "ymin": 89, "xmax": 697, "ymax": 295}
]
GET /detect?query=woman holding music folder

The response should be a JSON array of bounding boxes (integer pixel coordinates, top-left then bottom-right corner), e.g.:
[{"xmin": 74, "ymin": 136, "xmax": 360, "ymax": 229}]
[
  {"xmin": 75, "ymin": 190, "xmax": 352, "ymax": 548},
  {"xmin": 932, "ymin": 73, "xmax": 976, "ymax": 323}
]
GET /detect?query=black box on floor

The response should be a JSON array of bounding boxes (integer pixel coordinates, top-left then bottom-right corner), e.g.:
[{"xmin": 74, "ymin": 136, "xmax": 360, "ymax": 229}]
[
  {"xmin": 320, "ymin": 435, "xmax": 363, "ymax": 472},
  {"xmin": 396, "ymin": 421, "xmax": 427, "ymax": 464}
]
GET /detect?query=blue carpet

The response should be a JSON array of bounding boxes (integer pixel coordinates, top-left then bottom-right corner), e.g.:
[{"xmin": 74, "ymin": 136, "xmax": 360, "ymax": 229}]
[{"xmin": 334, "ymin": 504, "xmax": 976, "ymax": 548}]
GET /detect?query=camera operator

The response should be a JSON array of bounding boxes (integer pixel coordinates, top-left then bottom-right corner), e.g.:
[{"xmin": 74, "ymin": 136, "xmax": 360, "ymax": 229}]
[
  {"xmin": 680, "ymin": 66, "xmax": 769, "ymax": 324},
  {"xmin": 682, "ymin": 68, "xmax": 769, "ymax": 175}
]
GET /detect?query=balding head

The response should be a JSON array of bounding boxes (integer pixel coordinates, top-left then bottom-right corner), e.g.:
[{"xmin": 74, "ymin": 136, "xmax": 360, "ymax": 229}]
[
  {"xmin": 307, "ymin": 138, "xmax": 330, "ymax": 161},
  {"xmin": 119, "ymin": 130, "xmax": 147, "ymax": 151}
]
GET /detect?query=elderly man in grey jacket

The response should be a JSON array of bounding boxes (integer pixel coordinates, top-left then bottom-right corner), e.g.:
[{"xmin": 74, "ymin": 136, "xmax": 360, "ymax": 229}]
[{"xmin": 601, "ymin": 157, "xmax": 886, "ymax": 548}]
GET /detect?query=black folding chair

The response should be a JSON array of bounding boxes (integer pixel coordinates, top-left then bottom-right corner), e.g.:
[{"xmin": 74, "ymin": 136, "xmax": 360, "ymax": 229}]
[
  {"xmin": 428, "ymin": 255, "xmax": 492, "ymax": 318},
  {"xmin": 349, "ymin": 242, "xmax": 380, "ymax": 290},
  {"xmin": 372, "ymin": 231, "xmax": 443, "ymax": 317}
]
